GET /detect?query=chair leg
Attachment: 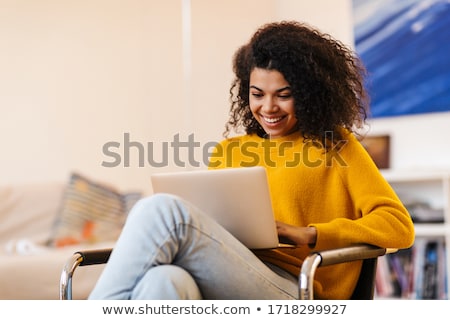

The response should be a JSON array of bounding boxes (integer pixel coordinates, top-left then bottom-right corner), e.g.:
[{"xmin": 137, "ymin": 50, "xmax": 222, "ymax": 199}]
[
  {"xmin": 298, "ymin": 253, "xmax": 322, "ymax": 300},
  {"xmin": 60, "ymin": 252, "xmax": 84, "ymax": 300},
  {"xmin": 59, "ymin": 248, "xmax": 112, "ymax": 300}
]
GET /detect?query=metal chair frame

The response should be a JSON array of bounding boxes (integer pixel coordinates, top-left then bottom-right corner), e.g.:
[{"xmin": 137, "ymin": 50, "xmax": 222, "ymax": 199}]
[{"xmin": 60, "ymin": 244, "xmax": 395, "ymax": 300}]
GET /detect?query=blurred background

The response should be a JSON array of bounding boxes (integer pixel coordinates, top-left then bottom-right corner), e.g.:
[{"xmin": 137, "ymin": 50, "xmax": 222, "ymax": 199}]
[{"xmin": 1, "ymin": 0, "xmax": 449, "ymax": 195}]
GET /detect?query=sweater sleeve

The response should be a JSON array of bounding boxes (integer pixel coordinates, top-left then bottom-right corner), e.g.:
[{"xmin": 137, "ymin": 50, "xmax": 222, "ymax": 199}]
[{"xmin": 309, "ymin": 134, "xmax": 415, "ymax": 251}]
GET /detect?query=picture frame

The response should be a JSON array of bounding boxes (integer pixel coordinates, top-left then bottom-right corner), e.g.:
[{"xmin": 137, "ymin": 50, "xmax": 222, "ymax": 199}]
[
  {"xmin": 360, "ymin": 135, "xmax": 390, "ymax": 169},
  {"xmin": 352, "ymin": 0, "xmax": 450, "ymax": 118}
]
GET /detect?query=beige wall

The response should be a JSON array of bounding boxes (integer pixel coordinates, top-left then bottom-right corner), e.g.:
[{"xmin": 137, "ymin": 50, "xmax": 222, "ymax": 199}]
[
  {"xmin": 1, "ymin": 0, "xmax": 184, "ymax": 193},
  {"xmin": 1, "ymin": 0, "xmax": 449, "ymax": 194},
  {"xmin": 0, "ymin": 0, "xmax": 352, "ymax": 194}
]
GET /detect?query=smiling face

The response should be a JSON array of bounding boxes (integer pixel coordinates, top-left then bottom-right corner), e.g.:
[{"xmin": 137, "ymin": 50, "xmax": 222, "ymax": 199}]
[{"xmin": 249, "ymin": 68, "xmax": 298, "ymax": 139}]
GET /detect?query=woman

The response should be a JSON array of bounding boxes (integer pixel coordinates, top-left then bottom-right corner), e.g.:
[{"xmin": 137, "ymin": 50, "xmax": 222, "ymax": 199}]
[{"xmin": 89, "ymin": 21, "xmax": 414, "ymax": 300}]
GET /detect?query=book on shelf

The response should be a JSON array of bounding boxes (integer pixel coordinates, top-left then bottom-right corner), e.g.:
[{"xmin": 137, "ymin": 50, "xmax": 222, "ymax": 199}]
[
  {"xmin": 375, "ymin": 237, "xmax": 447, "ymax": 299},
  {"xmin": 421, "ymin": 241, "xmax": 438, "ymax": 299}
]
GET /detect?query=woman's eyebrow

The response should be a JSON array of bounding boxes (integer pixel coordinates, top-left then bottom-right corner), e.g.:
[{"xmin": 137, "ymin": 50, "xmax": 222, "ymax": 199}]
[
  {"xmin": 250, "ymin": 85, "xmax": 263, "ymax": 91},
  {"xmin": 250, "ymin": 85, "xmax": 291, "ymax": 92},
  {"xmin": 276, "ymin": 86, "xmax": 291, "ymax": 92}
]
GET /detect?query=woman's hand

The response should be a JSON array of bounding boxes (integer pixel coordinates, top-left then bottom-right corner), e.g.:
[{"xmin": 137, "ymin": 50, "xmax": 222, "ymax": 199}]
[{"xmin": 276, "ymin": 221, "xmax": 317, "ymax": 246}]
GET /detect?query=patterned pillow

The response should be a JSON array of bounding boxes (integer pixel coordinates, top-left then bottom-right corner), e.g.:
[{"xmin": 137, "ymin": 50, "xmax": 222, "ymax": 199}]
[{"xmin": 47, "ymin": 172, "xmax": 142, "ymax": 247}]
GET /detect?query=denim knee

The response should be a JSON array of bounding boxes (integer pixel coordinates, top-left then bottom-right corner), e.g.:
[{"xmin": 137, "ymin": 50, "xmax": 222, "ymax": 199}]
[
  {"xmin": 133, "ymin": 193, "xmax": 183, "ymax": 211},
  {"xmin": 127, "ymin": 193, "xmax": 185, "ymax": 220},
  {"xmin": 131, "ymin": 265, "xmax": 202, "ymax": 299}
]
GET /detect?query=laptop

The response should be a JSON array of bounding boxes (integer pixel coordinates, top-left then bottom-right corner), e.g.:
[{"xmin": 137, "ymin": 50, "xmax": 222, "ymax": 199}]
[{"xmin": 150, "ymin": 166, "xmax": 283, "ymax": 249}]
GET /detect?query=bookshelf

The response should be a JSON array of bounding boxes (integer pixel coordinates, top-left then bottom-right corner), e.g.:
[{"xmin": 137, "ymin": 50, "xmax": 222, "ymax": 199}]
[{"xmin": 375, "ymin": 170, "xmax": 450, "ymax": 299}]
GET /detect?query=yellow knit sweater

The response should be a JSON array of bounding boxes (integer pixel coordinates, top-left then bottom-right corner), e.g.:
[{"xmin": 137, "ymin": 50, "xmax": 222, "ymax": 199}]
[{"xmin": 208, "ymin": 130, "xmax": 415, "ymax": 299}]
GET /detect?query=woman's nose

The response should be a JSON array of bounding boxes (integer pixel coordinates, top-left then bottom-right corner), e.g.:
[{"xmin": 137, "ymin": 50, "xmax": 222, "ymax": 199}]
[{"xmin": 261, "ymin": 97, "xmax": 279, "ymax": 113}]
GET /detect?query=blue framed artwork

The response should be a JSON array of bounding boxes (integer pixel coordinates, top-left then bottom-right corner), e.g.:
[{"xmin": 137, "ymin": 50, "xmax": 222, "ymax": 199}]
[{"xmin": 352, "ymin": 0, "xmax": 450, "ymax": 118}]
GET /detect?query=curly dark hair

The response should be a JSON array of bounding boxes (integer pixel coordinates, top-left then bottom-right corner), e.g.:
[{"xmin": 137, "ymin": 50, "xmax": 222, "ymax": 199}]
[{"xmin": 224, "ymin": 21, "xmax": 369, "ymax": 149}]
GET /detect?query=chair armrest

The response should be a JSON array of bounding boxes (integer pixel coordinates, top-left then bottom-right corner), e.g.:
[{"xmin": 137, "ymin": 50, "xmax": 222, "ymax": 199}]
[
  {"xmin": 298, "ymin": 244, "xmax": 394, "ymax": 299},
  {"xmin": 75, "ymin": 248, "xmax": 113, "ymax": 266},
  {"xmin": 60, "ymin": 248, "xmax": 113, "ymax": 300}
]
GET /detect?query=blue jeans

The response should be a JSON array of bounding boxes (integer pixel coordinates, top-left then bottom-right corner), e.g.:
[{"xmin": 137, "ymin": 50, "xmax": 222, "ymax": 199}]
[{"xmin": 88, "ymin": 193, "xmax": 298, "ymax": 299}]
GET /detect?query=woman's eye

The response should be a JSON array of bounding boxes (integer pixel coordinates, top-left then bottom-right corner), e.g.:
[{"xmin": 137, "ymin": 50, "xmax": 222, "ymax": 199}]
[
  {"xmin": 279, "ymin": 94, "xmax": 292, "ymax": 99},
  {"xmin": 251, "ymin": 93, "xmax": 263, "ymax": 98}
]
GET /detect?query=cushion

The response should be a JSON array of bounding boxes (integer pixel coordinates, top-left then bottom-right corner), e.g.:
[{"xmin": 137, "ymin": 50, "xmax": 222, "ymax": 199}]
[{"xmin": 47, "ymin": 172, "xmax": 141, "ymax": 247}]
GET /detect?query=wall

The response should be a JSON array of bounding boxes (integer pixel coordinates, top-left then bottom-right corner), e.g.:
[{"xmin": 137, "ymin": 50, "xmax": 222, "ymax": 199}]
[
  {"xmin": 364, "ymin": 111, "xmax": 450, "ymax": 171},
  {"xmin": 1, "ymin": 0, "xmax": 449, "ymax": 195},
  {"xmin": 0, "ymin": 0, "xmax": 184, "ymax": 194}
]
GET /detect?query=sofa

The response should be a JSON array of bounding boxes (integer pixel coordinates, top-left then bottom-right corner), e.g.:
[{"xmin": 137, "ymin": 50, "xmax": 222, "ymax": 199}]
[{"xmin": 0, "ymin": 173, "xmax": 141, "ymax": 300}]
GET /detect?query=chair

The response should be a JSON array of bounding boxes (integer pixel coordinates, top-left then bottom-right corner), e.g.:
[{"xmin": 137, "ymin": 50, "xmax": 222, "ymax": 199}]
[
  {"xmin": 298, "ymin": 244, "xmax": 396, "ymax": 299},
  {"xmin": 59, "ymin": 244, "xmax": 395, "ymax": 300}
]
